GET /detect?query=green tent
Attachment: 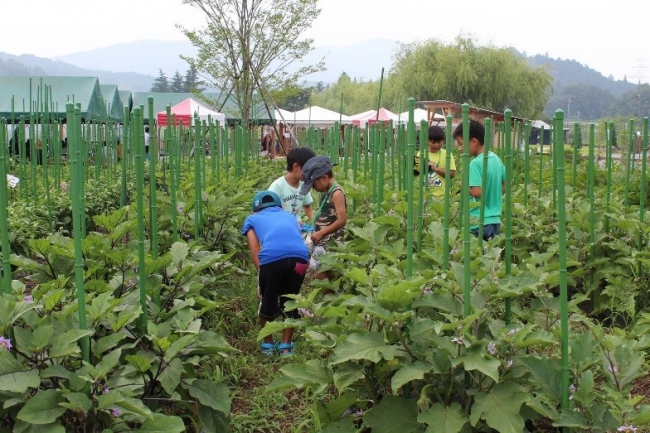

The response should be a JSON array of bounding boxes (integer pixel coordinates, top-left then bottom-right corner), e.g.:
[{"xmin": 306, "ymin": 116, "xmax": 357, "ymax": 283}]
[
  {"xmin": 100, "ymin": 84, "xmax": 124, "ymax": 122},
  {"xmin": 118, "ymin": 90, "xmax": 133, "ymax": 112},
  {"xmin": 0, "ymin": 76, "xmax": 107, "ymax": 122},
  {"xmin": 131, "ymin": 91, "xmax": 275, "ymax": 125}
]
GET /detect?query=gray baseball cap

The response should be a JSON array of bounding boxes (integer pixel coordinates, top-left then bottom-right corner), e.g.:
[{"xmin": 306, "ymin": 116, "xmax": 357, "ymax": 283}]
[{"xmin": 299, "ymin": 156, "xmax": 334, "ymax": 195}]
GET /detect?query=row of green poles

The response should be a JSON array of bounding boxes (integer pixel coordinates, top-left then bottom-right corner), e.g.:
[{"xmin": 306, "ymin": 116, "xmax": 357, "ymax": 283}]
[
  {"xmin": 405, "ymin": 99, "xmax": 415, "ymax": 277},
  {"xmin": 132, "ymin": 107, "xmax": 148, "ymax": 334},
  {"xmin": 460, "ymin": 104, "xmax": 471, "ymax": 318},
  {"xmin": 504, "ymin": 110, "xmax": 513, "ymax": 324}
]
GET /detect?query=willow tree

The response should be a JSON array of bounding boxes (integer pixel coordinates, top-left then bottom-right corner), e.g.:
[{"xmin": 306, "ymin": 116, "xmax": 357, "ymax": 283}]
[
  {"xmin": 181, "ymin": 0, "xmax": 324, "ymax": 125},
  {"xmin": 391, "ymin": 35, "xmax": 553, "ymax": 119}
]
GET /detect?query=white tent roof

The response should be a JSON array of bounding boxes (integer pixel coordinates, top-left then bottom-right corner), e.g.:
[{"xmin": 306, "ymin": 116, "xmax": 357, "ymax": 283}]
[
  {"xmin": 397, "ymin": 108, "xmax": 445, "ymax": 124},
  {"xmin": 284, "ymin": 106, "xmax": 352, "ymax": 127},
  {"xmin": 274, "ymin": 108, "xmax": 294, "ymax": 122},
  {"xmin": 531, "ymin": 120, "xmax": 551, "ymax": 129}
]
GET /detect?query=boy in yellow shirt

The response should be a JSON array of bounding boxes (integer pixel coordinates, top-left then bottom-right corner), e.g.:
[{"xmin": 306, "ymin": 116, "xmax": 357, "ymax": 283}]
[{"xmin": 414, "ymin": 125, "xmax": 456, "ymax": 196}]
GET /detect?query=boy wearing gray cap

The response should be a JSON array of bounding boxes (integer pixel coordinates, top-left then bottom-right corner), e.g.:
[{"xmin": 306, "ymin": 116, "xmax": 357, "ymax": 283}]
[{"xmin": 299, "ymin": 156, "xmax": 348, "ymax": 281}]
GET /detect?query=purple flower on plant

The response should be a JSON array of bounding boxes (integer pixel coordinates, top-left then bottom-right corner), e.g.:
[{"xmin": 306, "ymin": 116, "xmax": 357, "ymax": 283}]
[
  {"xmin": 507, "ymin": 328, "xmax": 519, "ymax": 336},
  {"xmin": 110, "ymin": 408, "xmax": 121, "ymax": 417},
  {"xmin": 506, "ymin": 359, "xmax": 514, "ymax": 369},
  {"xmin": 102, "ymin": 387, "xmax": 110, "ymax": 394},
  {"xmin": 200, "ymin": 277, "xmax": 206, "ymax": 284},
  {"xmin": 0, "ymin": 337, "xmax": 12, "ymax": 350},
  {"xmin": 23, "ymin": 295, "xmax": 33, "ymax": 304},
  {"xmin": 487, "ymin": 341, "xmax": 497, "ymax": 355},
  {"xmin": 451, "ymin": 337, "xmax": 463, "ymax": 345},
  {"xmin": 618, "ymin": 426, "xmax": 637, "ymax": 432},
  {"xmin": 298, "ymin": 308, "xmax": 314, "ymax": 318},
  {"xmin": 608, "ymin": 363, "xmax": 618, "ymax": 374},
  {"xmin": 177, "ymin": 205, "xmax": 184, "ymax": 212},
  {"xmin": 423, "ymin": 287, "xmax": 432, "ymax": 295}
]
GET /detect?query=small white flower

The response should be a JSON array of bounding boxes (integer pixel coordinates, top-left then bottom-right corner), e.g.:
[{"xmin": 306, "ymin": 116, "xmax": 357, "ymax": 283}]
[
  {"xmin": 506, "ymin": 359, "xmax": 514, "ymax": 369},
  {"xmin": 423, "ymin": 288, "xmax": 432, "ymax": 295},
  {"xmin": 507, "ymin": 328, "xmax": 519, "ymax": 336},
  {"xmin": 617, "ymin": 426, "xmax": 637, "ymax": 432},
  {"xmin": 487, "ymin": 341, "xmax": 497, "ymax": 355},
  {"xmin": 451, "ymin": 337, "xmax": 463, "ymax": 345},
  {"xmin": 608, "ymin": 363, "xmax": 618, "ymax": 374}
]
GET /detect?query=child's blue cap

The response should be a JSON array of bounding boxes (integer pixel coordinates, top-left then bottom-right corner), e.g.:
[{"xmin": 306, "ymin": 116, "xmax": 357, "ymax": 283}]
[
  {"xmin": 300, "ymin": 223, "xmax": 314, "ymax": 232},
  {"xmin": 252, "ymin": 190, "xmax": 281, "ymax": 212}
]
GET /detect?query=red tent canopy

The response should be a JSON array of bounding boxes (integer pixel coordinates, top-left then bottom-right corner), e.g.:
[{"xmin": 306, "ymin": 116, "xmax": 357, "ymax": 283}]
[
  {"xmin": 156, "ymin": 98, "xmax": 226, "ymax": 127},
  {"xmin": 351, "ymin": 107, "xmax": 399, "ymax": 127}
]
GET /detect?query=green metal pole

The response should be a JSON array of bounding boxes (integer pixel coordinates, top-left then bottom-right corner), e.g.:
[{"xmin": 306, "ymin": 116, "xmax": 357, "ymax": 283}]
[
  {"xmin": 638, "ymin": 119, "xmax": 648, "ymax": 278},
  {"xmin": 194, "ymin": 116, "xmax": 202, "ymax": 240},
  {"xmin": 524, "ymin": 121, "xmax": 530, "ymax": 206},
  {"xmin": 147, "ymin": 97, "xmax": 159, "ymax": 307},
  {"xmin": 572, "ymin": 122, "xmax": 579, "ymax": 189},
  {"xmin": 588, "ymin": 124, "xmax": 598, "ymax": 311},
  {"xmin": 67, "ymin": 103, "xmax": 89, "ymax": 362},
  {"xmin": 0, "ymin": 120, "xmax": 11, "ymax": 295},
  {"xmin": 406, "ymin": 99, "xmax": 415, "ymax": 278},
  {"xmin": 376, "ymin": 123, "xmax": 386, "ymax": 217},
  {"xmin": 625, "ymin": 119, "xmax": 634, "ymax": 206},
  {"xmin": 554, "ymin": 110, "xmax": 570, "ymax": 424},
  {"xmin": 538, "ymin": 125, "xmax": 544, "ymax": 198},
  {"xmin": 120, "ymin": 106, "xmax": 129, "ymax": 207},
  {"xmin": 461, "ymin": 104, "xmax": 471, "ymax": 318},
  {"xmin": 443, "ymin": 116, "xmax": 453, "ymax": 272},
  {"xmin": 504, "ymin": 111, "xmax": 513, "ymax": 324},
  {"xmin": 417, "ymin": 122, "xmax": 428, "ymax": 251},
  {"xmin": 132, "ymin": 107, "xmax": 148, "ymax": 334},
  {"xmin": 478, "ymin": 120, "xmax": 491, "ymax": 248},
  {"xmin": 605, "ymin": 121, "xmax": 613, "ymax": 233}
]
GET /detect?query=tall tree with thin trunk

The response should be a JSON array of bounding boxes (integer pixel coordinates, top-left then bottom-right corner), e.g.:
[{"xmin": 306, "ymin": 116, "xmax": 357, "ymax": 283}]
[
  {"xmin": 180, "ymin": 0, "xmax": 324, "ymax": 125},
  {"xmin": 170, "ymin": 70, "xmax": 185, "ymax": 93}
]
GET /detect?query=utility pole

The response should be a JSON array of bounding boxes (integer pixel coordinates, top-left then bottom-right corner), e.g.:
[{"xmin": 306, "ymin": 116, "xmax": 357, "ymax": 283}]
[{"xmin": 630, "ymin": 59, "xmax": 647, "ymax": 119}]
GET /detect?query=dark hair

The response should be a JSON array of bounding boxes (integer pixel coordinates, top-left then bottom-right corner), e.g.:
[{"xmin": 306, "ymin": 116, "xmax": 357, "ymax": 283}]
[
  {"xmin": 145, "ymin": 125, "xmax": 150, "ymax": 133},
  {"xmin": 452, "ymin": 119, "xmax": 484, "ymax": 146},
  {"xmin": 286, "ymin": 146, "xmax": 316, "ymax": 172},
  {"xmin": 428, "ymin": 125, "xmax": 444, "ymax": 143}
]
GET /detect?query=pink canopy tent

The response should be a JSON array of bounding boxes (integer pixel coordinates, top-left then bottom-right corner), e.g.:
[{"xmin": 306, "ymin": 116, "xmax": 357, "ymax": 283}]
[
  {"xmin": 351, "ymin": 107, "xmax": 399, "ymax": 128},
  {"xmin": 156, "ymin": 98, "xmax": 226, "ymax": 127}
]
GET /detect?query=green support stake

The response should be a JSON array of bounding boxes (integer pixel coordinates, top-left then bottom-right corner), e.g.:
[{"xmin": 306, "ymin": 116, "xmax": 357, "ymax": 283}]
[
  {"xmin": 120, "ymin": 106, "xmax": 129, "ymax": 207},
  {"xmin": 588, "ymin": 124, "xmax": 598, "ymax": 311},
  {"xmin": 625, "ymin": 119, "xmax": 634, "ymax": 206},
  {"xmin": 0, "ymin": 120, "xmax": 11, "ymax": 295},
  {"xmin": 147, "ymin": 97, "xmax": 159, "ymax": 307},
  {"xmin": 406, "ymin": 99, "xmax": 415, "ymax": 278},
  {"xmin": 554, "ymin": 109, "xmax": 570, "ymax": 423},
  {"xmin": 132, "ymin": 107, "xmax": 148, "ymax": 335},
  {"xmin": 443, "ymin": 116, "xmax": 453, "ymax": 272},
  {"xmin": 538, "ymin": 125, "xmax": 544, "ymax": 199},
  {"xmin": 376, "ymin": 123, "xmax": 386, "ymax": 217},
  {"xmin": 67, "ymin": 102, "xmax": 89, "ymax": 362},
  {"xmin": 417, "ymin": 121, "xmax": 428, "ymax": 251},
  {"xmin": 504, "ymin": 111, "xmax": 513, "ymax": 324},
  {"xmin": 194, "ymin": 116, "xmax": 202, "ymax": 240},
  {"xmin": 605, "ymin": 122, "xmax": 613, "ymax": 233},
  {"xmin": 572, "ymin": 122, "xmax": 579, "ymax": 188},
  {"xmin": 524, "ymin": 121, "xmax": 530, "ymax": 206},
  {"xmin": 461, "ymin": 104, "xmax": 471, "ymax": 318},
  {"xmin": 478, "ymin": 120, "xmax": 491, "ymax": 248},
  {"xmin": 638, "ymin": 119, "xmax": 648, "ymax": 279}
]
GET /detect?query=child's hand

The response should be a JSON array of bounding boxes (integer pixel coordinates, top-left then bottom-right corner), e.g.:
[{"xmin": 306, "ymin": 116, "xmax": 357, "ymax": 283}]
[{"xmin": 310, "ymin": 231, "xmax": 323, "ymax": 244}]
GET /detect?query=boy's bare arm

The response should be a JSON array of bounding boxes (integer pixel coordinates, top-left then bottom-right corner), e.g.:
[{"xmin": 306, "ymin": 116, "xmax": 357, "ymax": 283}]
[
  {"xmin": 303, "ymin": 204, "xmax": 314, "ymax": 220},
  {"xmin": 246, "ymin": 230, "xmax": 261, "ymax": 270}
]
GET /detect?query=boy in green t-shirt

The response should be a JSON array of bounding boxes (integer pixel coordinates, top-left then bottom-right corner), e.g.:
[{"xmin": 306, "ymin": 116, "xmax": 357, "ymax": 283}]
[
  {"xmin": 414, "ymin": 125, "xmax": 456, "ymax": 197},
  {"xmin": 452, "ymin": 119, "xmax": 505, "ymax": 240}
]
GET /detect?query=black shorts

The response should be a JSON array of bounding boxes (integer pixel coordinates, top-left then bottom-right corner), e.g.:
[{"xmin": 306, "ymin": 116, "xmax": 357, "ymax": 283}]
[{"xmin": 258, "ymin": 257, "xmax": 308, "ymax": 320}]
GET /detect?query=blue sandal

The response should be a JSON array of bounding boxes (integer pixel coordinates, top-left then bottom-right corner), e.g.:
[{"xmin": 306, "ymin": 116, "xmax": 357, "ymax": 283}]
[
  {"xmin": 260, "ymin": 341, "xmax": 276, "ymax": 356},
  {"xmin": 277, "ymin": 342, "xmax": 294, "ymax": 357}
]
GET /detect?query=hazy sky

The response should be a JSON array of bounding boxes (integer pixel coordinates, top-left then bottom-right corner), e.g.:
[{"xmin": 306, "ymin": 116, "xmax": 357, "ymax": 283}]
[{"xmin": 3, "ymin": 0, "xmax": 648, "ymax": 82}]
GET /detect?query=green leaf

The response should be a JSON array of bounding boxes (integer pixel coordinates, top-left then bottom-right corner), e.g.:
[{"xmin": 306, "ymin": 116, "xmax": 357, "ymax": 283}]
[
  {"xmin": 116, "ymin": 397, "xmax": 153, "ymax": 418},
  {"xmin": 50, "ymin": 329, "xmax": 94, "ymax": 359},
  {"xmin": 92, "ymin": 333, "xmax": 126, "ymax": 356},
  {"xmin": 318, "ymin": 419, "xmax": 357, "ymax": 432},
  {"xmin": 158, "ymin": 358, "xmax": 184, "ymax": 396},
  {"xmin": 94, "ymin": 349, "xmax": 122, "ymax": 379},
  {"xmin": 452, "ymin": 348, "xmax": 500, "ymax": 382},
  {"xmin": 125, "ymin": 353, "xmax": 152, "ymax": 373},
  {"xmin": 16, "ymin": 389, "xmax": 66, "ymax": 425},
  {"xmin": 30, "ymin": 324, "xmax": 53, "ymax": 352},
  {"xmin": 198, "ymin": 404, "xmax": 230, "ymax": 432},
  {"xmin": 163, "ymin": 334, "xmax": 196, "ymax": 362},
  {"xmin": 391, "ymin": 361, "xmax": 432, "ymax": 392},
  {"xmin": 60, "ymin": 392, "xmax": 92, "ymax": 413},
  {"xmin": 138, "ymin": 413, "xmax": 185, "ymax": 433},
  {"xmin": 333, "ymin": 363, "xmax": 365, "ymax": 393},
  {"xmin": 418, "ymin": 402, "xmax": 469, "ymax": 433},
  {"xmin": 553, "ymin": 411, "xmax": 590, "ymax": 429},
  {"xmin": 183, "ymin": 379, "xmax": 230, "ymax": 415},
  {"xmin": 363, "ymin": 395, "xmax": 421, "ymax": 433},
  {"xmin": 469, "ymin": 382, "xmax": 528, "ymax": 433},
  {"xmin": 331, "ymin": 332, "xmax": 397, "ymax": 365},
  {"xmin": 268, "ymin": 360, "xmax": 330, "ymax": 392},
  {"xmin": 347, "ymin": 267, "xmax": 370, "ymax": 286},
  {"xmin": 170, "ymin": 242, "xmax": 189, "ymax": 267},
  {"xmin": 12, "ymin": 421, "xmax": 66, "ymax": 433},
  {"xmin": 519, "ymin": 355, "xmax": 561, "ymax": 401},
  {"xmin": 0, "ymin": 351, "xmax": 40, "ymax": 393}
]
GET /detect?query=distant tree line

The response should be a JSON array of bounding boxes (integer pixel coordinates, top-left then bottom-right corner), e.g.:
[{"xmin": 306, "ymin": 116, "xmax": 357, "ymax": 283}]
[{"xmin": 149, "ymin": 67, "xmax": 204, "ymax": 93}]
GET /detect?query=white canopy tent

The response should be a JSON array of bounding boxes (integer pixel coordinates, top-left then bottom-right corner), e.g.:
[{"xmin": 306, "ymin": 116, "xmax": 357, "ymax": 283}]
[
  {"xmin": 397, "ymin": 108, "xmax": 445, "ymax": 127},
  {"xmin": 282, "ymin": 106, "xmax": 352, "ymax": 128}
]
